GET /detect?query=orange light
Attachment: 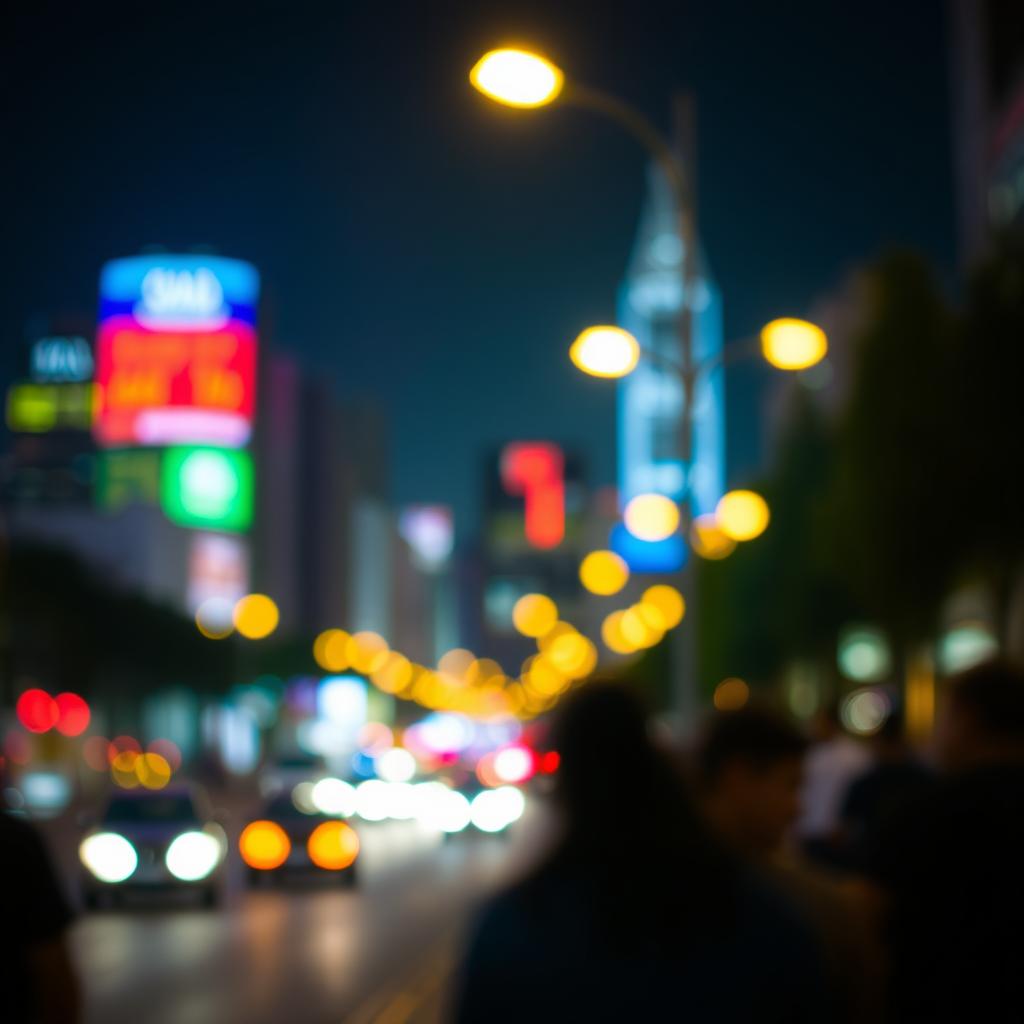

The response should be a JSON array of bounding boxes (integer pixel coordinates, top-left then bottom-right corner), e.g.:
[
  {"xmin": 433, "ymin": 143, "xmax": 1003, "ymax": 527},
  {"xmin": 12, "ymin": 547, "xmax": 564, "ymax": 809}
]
[
  {"xmin": 501, "ymin": 442, "xmax": 565, "ymax": 549},
  {"xmin": 239, "ymin": 820, "xmax": 291, "ymax": 870},
  {"xmin": 307, "ymin": 820, "xmax": 360, "ymax": 871}
]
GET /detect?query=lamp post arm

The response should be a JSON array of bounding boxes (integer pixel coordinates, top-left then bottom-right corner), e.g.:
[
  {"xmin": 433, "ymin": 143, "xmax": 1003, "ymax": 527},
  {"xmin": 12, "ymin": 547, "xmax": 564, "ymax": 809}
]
[{"xmin": 562, "ymin": 83, "xmax": 685, "ymax": 196}]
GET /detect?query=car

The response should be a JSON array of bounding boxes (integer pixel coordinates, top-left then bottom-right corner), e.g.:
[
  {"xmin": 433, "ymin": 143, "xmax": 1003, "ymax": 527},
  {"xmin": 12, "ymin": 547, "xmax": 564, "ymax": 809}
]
[
  {"xmin": 78, "ymin": 785, "xmax": 227, "ymax": 909},
  {"xmin": 239, "ymin": 792, "xmax": 360, "ymax": 888}
]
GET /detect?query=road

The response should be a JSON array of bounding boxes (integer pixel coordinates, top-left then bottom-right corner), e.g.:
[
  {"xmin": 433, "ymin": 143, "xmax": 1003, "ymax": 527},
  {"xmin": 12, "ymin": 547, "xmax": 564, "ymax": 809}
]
[{"xmin": 67, "ymin": 821, "xmax": 525, "ymax": 1024}]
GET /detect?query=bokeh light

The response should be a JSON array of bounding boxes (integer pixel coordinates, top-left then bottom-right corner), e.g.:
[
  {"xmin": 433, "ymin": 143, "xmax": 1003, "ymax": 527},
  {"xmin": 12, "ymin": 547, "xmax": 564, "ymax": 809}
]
[
  {"xmin": 761, "ymin": 318, "xmax": 828, "ymax": 371},
  {"xmin": 601, "ymin": 611, "xmax": 636, "ymax": 655},
  {"xmin": 54, "ymin": 692, "xmax": 90, "ymax": 737},
  {"xmin": 569, "ymin": 325, "xmax": 640, "ymax": 378},
  {"xmin": 469, "ymin": 48, "xmax": 564, "ymax": 108},
  {"xmin": 713, "ymin": 677, "xmax": 750, "ymax": 711},
  {"xmin": 641, "ymin": 585, "xmax": 685, "ymax": 629},
  {"xmin": 307, "ymin": 820, "xmax": 360, "ymax": 870},
  {"xmin": 841, "ymin": 688, "xmax": 891, "ymax": 736},
  {"xmin": 17, "ymin": 689, "xmax": 58, "ymax": 733},
  {"xmin": 715, "ymin": 490, "xmax": 770, "ymax": 542},
  {"xmin": 512, "ymin": 594, "xmax": 558, "ymax": 638},
  {"xmin": 347, "ymin": 631, "xmax": 390, "ymax": 674},
  {"xmin": 239, "ymin": 820, "xmax": 291, "ymax": 870},
  {"xmin": 623, "ymin": 494, "xmax": 680, "ymax": 542},
  {"xmin": 233, "ymin": 594, "xmax": 280, "ymax": 640},
  {"xmin": 311, "ymin": 777, "xmax": 357, "ymax": 817},
  {"xmin": 313, "ymin": 629, "xmax": 351, "ymax": 672},
  {"xmin": 579, "ymin": 550, "xmax": 630, "ymax": 596},
  {"xmin": 110, "ymin": 751, "xmax": 141, "ymax": 789},
  {"xmin": 135, "ymin": 752, "xmax": 172, "ymax": 790},
  {"xmin": 195, "ymin": 597, "xmax": 235, "ymax": 639},
  {"xmin": 376, "ymin": 747, "xmax": 416, "ymax": 784},
  {"xmin": 837, "ymin": 626, "xmax": 892, "ymax": 682},
  {"xmin": 470, "ymin": 787, "xmax": 526, "ymax": 833},
  {"xmin": 690, "ymin": 514, "xmax": 738, "ymax": 560},
  {"xmin": 371, "ymin": 652, "xmax": 414, "ymax": 693},
  {"xmin": 83, "ymin": 735, "xmax": 111, "ymax": 772},
  {"xmin": 148, "ymin": 739, "xmax": 182, "ymax": 772},
  {"xmin": 79, "ymin": 832, "xmax": 138, "ymax": 883},
  {"xmin": 165, "ymin": 831, "xmax": 220, "ymax": 881}
]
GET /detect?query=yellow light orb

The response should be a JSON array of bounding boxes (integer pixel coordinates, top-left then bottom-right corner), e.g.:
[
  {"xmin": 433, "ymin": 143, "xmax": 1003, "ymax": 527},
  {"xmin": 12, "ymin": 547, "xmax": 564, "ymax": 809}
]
[
  {"xmin": 372, "ymin": 652, "xmax": 414, "ymax": 693},
  {"xmin": 715, "ymin": 490, "xmax": 770, "ymax": 541},
  {"xmin": 713, "ymin": 677, "xmax": 750, "ymax": 711},
  {"xmin": 642, "ymin": 585, "xmax": 685, "ymax": 630},
  {"xmin": 524, "ymin": 657, "xmax": 570, "ymax": 696},
  {"xmin": 135, "ymin": 752, "xmax": 172, "ymax": 790},
  {"xmin": 307, "ymin": 820, "xmax": 360, "ymax": 871},
  {"xmin": 469, "ymin": 48, "xmax": 564, "ymax": 109},
  {"xmin": 623, "ymin": 493, "xmax": 680, "ymax": 542},
  {"xmin": 601, "ymin": 610, "xmax": 637, "ymax": 655},
  {"xmin": 569, "ymin": 326, "xmax": 641, "ymax": 379},
  {"xmin": 438, "ymin": 648, "xmax": 476, "ymax": 681},
  {"xmin": 314, "ymin": 629, "xmax": 351, "ymax": 672},
  {"xmin": 239, "ymin": 820, "xmax": 291, "ymax": 871},
  {"xmin": 579, "ymin": 549, "xmax": 630, "ymax": 596},
  {"xmin": 760, "ymin": 318, "xmax": 828, "ymax": 371},
  {"xmin": 546, "ymin": 632, "xmax": 594, "ymax": 677},
  {"xmin": 512, "ymin": 594, "xmax": 558, "ymax": 638},
  {"xmin": 347, "ymin": 631, "xmax": 390, "ymax": 674},
  {"xmin": 690, "ymin": 514, "xmax": 738, "ymax": 560},
  {"xmin": 233, "ymin": 594, "xmax": 279, "ymax": 640}
]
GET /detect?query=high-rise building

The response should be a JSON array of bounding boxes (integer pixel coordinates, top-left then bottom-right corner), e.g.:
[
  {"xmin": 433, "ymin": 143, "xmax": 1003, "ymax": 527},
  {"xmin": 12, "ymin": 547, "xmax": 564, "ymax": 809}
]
[{"xmin": 616, "ymin": 163, "xmax": 725, "ymax": 568}]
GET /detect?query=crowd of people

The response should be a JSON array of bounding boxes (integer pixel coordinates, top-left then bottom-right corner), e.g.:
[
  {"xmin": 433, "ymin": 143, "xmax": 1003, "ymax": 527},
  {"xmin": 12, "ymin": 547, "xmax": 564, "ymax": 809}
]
[{"xmin": 456, "ymin": 659, "xmax": 1024, "ymax": 1023}]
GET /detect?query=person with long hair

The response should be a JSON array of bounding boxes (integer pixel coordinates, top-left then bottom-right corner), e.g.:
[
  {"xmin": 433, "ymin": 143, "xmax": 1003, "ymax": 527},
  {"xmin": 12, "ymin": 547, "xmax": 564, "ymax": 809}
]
[{"xmin": 454, "ymin": 682, "xmax": 826, "ymax": 1022}]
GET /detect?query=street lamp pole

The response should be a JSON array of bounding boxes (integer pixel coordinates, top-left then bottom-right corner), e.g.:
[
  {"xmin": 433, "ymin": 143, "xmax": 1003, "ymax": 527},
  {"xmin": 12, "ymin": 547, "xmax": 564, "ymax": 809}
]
[{"xmin": 565, "ymin": 84, "xmax": 703, "ymax": 729}]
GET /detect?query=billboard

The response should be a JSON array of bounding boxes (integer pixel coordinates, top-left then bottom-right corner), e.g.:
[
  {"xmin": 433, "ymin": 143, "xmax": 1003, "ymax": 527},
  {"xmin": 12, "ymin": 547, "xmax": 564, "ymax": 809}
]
[{"xmin": 94, "ymin": 255, "xmax": 258, "ymax": 448}]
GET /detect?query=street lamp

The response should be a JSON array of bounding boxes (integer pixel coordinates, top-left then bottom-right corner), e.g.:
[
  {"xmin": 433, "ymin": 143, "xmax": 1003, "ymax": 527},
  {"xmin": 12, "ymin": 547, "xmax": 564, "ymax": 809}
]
[
  {"xmin": 569, "ymin": 325, "xmax": 641, "ymax": 378},
  {"xmin": 469, "ymin": 49, "xmax": 564, "ymax": 108},
  {"xmin": 470, "ymin": 47, "xmax": 817, "ymax": 727}
]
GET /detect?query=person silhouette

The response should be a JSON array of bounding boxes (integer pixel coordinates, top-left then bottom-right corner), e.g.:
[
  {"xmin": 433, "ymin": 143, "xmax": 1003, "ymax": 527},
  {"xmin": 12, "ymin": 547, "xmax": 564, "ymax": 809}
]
[{"xmin": 454, "ymin": 682, "xmax": 827, "ymax": 1022}]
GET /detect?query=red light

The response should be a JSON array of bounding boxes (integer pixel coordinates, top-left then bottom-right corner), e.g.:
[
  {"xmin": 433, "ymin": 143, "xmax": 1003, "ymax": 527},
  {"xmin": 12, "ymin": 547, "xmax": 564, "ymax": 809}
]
[
  {"xmin": 55, "ymin": 693, "xmax": 90, "ymax": 737},
  {"xmin": 148, "ymin": 739, "xmax": 182, "ymax": 772},
  {"xmin": 501, "ymin": 442, "xmax": 565, "ymax": 549},
  {"xmin": 16, "ymin": 689, "xmax": 58, "ymax": 733},
  {"xmin": 107, "ymin": 735, "xmax": 142, "ymax": 764},
  {"xmin": 539, "ymin": 751, "xmax": 561, "ymax": 774}
]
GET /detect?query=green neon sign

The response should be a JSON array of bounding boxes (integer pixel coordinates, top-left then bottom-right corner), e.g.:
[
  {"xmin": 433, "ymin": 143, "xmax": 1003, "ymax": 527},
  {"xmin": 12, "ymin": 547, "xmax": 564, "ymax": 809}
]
[{"xmin": 161, "ymin": 446, "xmax": 253, "ymax": 532}]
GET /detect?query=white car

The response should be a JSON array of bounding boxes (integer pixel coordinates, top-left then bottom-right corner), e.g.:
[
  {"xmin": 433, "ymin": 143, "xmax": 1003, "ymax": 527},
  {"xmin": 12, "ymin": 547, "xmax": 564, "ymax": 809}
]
[{"xmin": 79, "ymin": 785, "xmax": 226, "ymax": 908}]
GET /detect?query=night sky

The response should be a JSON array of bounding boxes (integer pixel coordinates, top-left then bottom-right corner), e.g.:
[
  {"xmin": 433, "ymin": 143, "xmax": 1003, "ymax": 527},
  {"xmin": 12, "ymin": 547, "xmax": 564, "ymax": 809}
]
[{"xmin": 5, "ymin": 1, "xmax": 954, "ymax": 537}]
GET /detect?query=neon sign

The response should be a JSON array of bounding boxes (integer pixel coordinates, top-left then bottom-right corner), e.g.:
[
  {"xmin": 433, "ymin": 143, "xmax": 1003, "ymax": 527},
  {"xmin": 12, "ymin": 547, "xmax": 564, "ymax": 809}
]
[
  {"xmin": 500, "ymin": 442, "xmax": 565, "ymax": 549},
  {"xmin": 94, "ymin": 255, "xmax": 259, "ymax": 448},
  {"xmin": 31, "ymin": 336, "xmax": 94, "ymax": 383},
  {"xmin": 161, "ymin": 446, "xmax": 253, "ymax": 532}
]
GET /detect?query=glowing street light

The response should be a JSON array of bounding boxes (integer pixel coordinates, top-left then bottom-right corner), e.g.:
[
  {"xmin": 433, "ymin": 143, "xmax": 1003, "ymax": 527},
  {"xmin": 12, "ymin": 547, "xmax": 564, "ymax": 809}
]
[
  {"xmin": 469, "ymin": 49, "xmax": 564, "ymax": 109},
  {"xmin": 569, "ymin": 325, "xmax": 641, "ymax": 379},
  {"xmin": 715, "ymin": 490, "xmax": 770, "ymax": 542},
  {"xmin": 760, "ymin": 318, "xmax": 828, "ymax": 371}
]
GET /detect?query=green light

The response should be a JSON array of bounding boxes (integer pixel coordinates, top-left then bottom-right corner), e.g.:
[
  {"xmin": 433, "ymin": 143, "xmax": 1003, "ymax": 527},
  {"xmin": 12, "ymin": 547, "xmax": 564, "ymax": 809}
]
[{"xmin": 161, "ymin": 446, "xmax": 253, "ymax": 532}]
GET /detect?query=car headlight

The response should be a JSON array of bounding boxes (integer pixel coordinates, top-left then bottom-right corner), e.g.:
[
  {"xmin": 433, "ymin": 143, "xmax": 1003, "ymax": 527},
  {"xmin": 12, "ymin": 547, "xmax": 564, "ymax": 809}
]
[
  {"xmin": 165, "ymin": 830, "xmax": 221, "ymax": 881},
  {"xmin": 80, "ymin": 832, "xmax": 138, "ymax": 883}
]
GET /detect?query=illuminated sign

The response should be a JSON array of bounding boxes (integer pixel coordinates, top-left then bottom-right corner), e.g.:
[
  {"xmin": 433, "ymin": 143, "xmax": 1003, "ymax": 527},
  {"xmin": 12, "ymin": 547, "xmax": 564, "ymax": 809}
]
[
  {"xmin": 30, "ymin": 336, "xmax": 94, "ymax": 383},
  {"xmin": 161, "ymin": 446, "xmax": 253, "ymax": 532},
  {"xmin": 500, "ymin": 442, "xmax": 565, "ymax": 549},
  {"xmin": 610, "ymin": 523, "xmax": 687, "ymax": 574},
  {"xmin": 6, "ymin": 382, "xmax": 94, "ymax": 433},
  {"xmin": 99, "ymin": 255, "xmax": 258, "ymax": 329},
  {"xmin": 95, "ymin": 255, "xmax": 258, "ymax": 448},
  {"xmin": 94, "ymin": 317, "xmax": 256, "ymax": 447},
  {"xmin": 187, "ymin": 533, "xmax": 250, "ymax": 613}
]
